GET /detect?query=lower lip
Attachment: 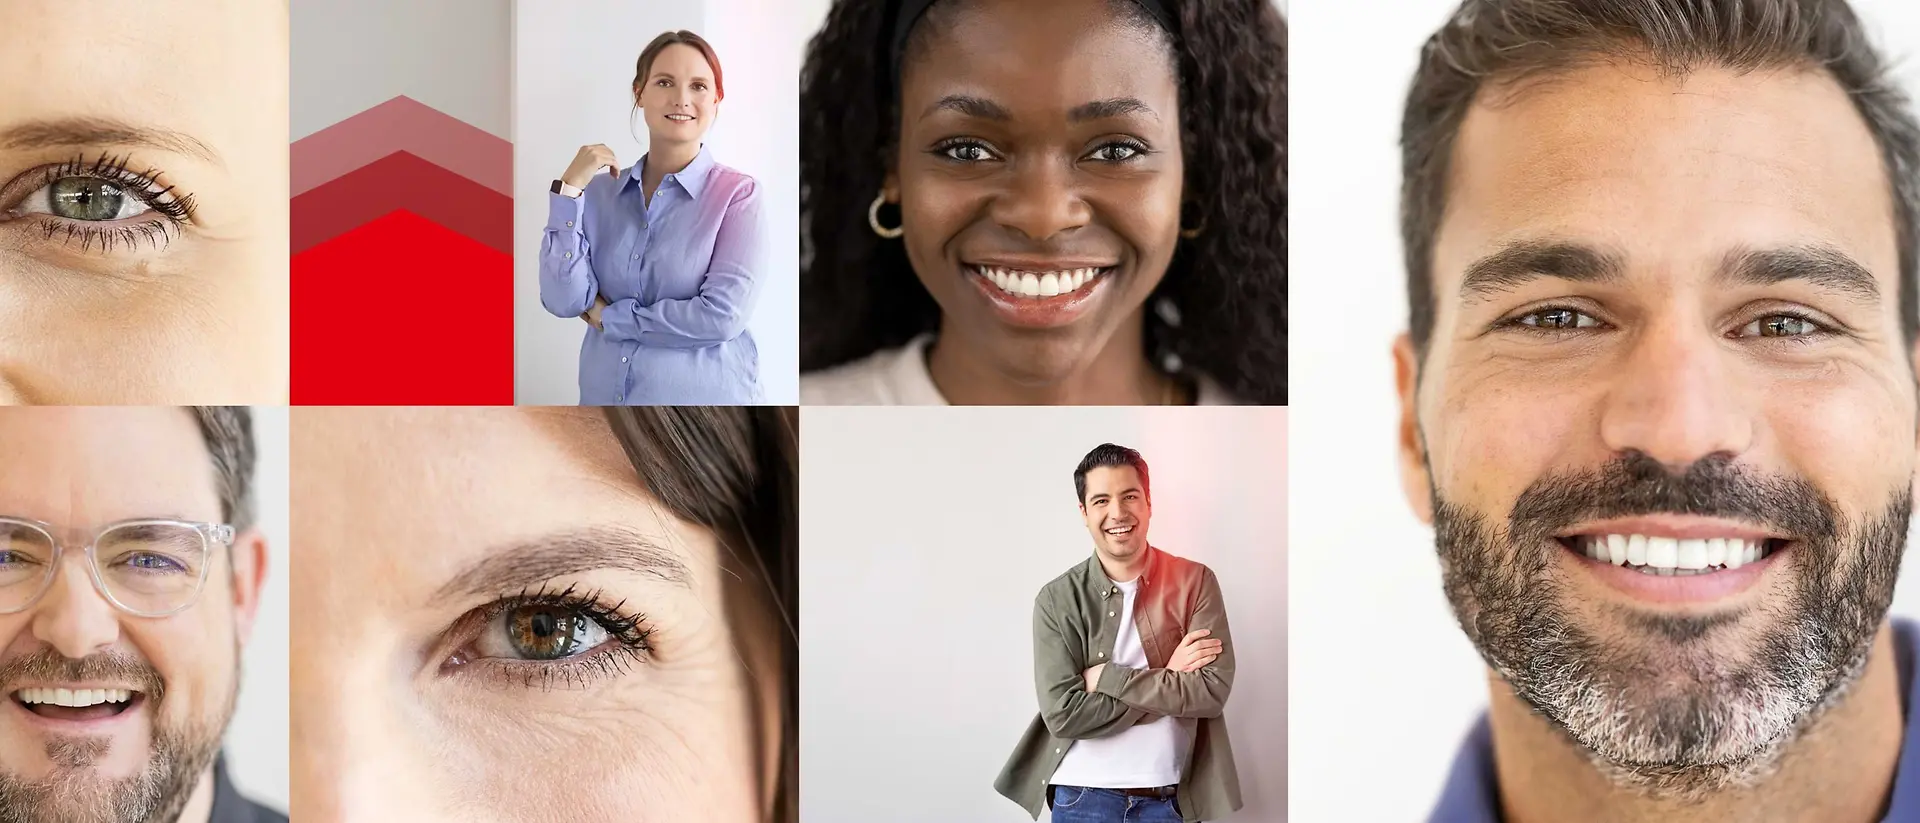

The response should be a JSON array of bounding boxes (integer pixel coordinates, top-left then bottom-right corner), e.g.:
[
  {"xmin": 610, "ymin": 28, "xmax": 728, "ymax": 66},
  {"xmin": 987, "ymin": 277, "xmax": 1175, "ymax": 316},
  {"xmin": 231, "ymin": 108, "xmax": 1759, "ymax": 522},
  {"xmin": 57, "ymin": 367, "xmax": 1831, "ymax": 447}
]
[
  {"xmin": 7, "ymin": 694, "xmax": 146, "ymax": 734},
  {"xmin": 1561, "ymin": 542, "xmax": 1782, "ymax": 604},
  {"xmin": 665, "ymin": 116, "xmax": 695, "ymax": 122},
  {"xmin": 966, "ymin": 267, "xmax": 1113, "ymax": 329}
]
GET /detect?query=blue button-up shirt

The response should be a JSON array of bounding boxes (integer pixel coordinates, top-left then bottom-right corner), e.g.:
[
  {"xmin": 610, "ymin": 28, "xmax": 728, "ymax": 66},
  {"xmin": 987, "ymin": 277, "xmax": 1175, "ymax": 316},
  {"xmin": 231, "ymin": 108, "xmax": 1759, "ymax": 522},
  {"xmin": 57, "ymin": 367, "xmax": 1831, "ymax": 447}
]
[
  {"xmin": 1431, "ymin": 619, "xmax": 1920, "ymax": 822},
  {"xmin": 540, "ymin": 145, "xmax": 764, "ymax": 404}
]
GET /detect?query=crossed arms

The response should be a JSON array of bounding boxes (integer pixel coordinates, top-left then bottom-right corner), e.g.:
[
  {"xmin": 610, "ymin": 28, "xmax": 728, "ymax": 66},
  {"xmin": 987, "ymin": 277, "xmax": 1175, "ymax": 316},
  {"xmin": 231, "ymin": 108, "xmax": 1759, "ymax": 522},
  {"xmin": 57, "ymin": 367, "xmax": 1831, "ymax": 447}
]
[{"xmin": 1033, "ymin": 567, "xmax": 1236, "ymax": 740}]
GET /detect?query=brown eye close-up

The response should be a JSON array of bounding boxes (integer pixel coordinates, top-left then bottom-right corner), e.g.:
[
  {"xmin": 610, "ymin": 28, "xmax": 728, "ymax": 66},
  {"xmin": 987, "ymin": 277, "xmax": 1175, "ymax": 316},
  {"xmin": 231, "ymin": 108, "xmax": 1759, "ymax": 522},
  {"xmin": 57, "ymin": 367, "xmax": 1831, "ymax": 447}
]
[{"xmin": 290, "ymin": 406, "xmax": 796, "ymax": 822}]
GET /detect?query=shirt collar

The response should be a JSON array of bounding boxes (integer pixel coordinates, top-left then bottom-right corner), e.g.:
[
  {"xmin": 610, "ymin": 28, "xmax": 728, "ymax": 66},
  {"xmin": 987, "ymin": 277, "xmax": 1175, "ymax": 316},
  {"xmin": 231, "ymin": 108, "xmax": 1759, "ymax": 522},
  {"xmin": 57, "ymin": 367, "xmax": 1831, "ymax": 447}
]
[
  {"xmin": 1082, "ymin": 544, "xmax": 1157, "ymax": 599},
  {"xmin": 621, "ymin": 144, "xmax": 714, "ymax": 200}
]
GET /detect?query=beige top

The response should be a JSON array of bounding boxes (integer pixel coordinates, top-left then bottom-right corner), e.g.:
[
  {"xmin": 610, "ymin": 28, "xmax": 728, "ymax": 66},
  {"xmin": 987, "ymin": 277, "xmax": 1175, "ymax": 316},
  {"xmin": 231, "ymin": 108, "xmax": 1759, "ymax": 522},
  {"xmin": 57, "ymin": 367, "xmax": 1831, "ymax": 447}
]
[{"xmin": 800, "ymin": 334, "xmax": 1239, "ymax": 405}]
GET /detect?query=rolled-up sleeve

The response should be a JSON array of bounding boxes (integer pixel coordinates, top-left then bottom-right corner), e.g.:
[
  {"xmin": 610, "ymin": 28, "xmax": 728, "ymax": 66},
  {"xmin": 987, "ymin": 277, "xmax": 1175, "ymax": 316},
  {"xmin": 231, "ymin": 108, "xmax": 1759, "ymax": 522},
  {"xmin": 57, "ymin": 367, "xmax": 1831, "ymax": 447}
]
[
  {"xmin": 600, "ymin": 181, "xmax": 764, "ymax": 346},
  {"xmin": 540, "ymin": 192, "xmax": 597, "ymax": 318}
]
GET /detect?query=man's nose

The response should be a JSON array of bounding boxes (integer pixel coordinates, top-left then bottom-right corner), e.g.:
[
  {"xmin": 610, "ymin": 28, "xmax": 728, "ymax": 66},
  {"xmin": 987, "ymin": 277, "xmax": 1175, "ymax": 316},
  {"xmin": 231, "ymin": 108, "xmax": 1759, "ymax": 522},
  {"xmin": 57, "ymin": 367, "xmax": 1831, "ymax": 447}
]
[{"xmin": 29, "ymin": 554, "xmax": 119, "ymax": 660}]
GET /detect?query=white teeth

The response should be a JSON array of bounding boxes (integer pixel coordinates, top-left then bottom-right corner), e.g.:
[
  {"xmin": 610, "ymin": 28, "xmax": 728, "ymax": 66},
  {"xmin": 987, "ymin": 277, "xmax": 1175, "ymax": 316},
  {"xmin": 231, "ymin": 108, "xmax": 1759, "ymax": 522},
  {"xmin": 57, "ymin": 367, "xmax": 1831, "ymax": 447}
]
[
  {"xmin": 977, "ymin": 266, "xmax": 1104, "ymax": 298},
  {"xmin": 1676, "ymin": 539, "xmax": 1707, "ymax": 570},
  {"xmin": 15, "ymin": 687, "xmax": 133, "ymax": 708},
  {"xmin": 1577, "ymin": 533, "xmax": 1776, "ymax": 574},
  {"xmin": 1646, "ymin": 537, "xmax": 1678, "ymax": 569}
]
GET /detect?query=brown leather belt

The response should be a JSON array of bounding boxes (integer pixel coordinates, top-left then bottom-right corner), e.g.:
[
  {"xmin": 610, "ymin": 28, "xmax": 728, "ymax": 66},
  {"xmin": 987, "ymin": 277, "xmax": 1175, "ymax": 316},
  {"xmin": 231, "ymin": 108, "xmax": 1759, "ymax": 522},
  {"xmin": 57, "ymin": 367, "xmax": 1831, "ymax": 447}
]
[{"xmin": 1118, "ymin": 786, "xmax": 1178, "ymax": 799}]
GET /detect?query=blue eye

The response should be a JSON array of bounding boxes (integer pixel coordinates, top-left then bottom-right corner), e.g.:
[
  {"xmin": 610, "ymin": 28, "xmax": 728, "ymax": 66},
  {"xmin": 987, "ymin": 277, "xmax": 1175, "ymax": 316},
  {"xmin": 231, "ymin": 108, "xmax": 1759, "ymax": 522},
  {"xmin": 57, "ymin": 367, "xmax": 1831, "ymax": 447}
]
[
  {"xmin": 121, "ymin": 553, "xmax": 187, "ymax": 574},
  {"xmin": 1740, "ymin": 314, "xmax": 1827, "ymax": 339}
]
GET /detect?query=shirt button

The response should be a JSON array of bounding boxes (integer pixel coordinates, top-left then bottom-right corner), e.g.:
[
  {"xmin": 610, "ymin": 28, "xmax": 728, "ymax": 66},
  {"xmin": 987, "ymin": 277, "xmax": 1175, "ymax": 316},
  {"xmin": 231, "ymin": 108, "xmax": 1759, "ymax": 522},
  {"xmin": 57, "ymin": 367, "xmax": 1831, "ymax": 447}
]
[
  {"xmin": 564, "ymin": 251, "xmax": 572, "ymax": 259},
  {"xmin": 565, "ymin": 220, "xmax": 573, "ymax": 227},
  {"xmin": 1098, "ymin": 651, "xmax": 1105, "ymax": 658},
  {"xmin": 1054, "ymin": 748, "xmax": 1061, "ymax": 754},
  {"xmin": 616, "ymin": 394, "xmax": 623, "ymax": 402},
  {"xmin": 621, "ymin": 356, "xmax": 628, "ymax": 363},
  {"xmin": 631, "ymin": 253, "xmax": 639, "ymax": 260},
  {"xmin": 1109, "ymin": 612, "xmax": 1115, "ymax": 617}
]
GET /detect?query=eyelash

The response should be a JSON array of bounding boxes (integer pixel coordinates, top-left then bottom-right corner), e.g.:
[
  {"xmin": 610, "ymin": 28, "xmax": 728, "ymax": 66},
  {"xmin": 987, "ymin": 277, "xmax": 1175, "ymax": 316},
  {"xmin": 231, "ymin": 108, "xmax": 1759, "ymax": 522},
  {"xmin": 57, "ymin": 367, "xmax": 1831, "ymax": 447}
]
[
  {"xmin": 1498, "ymin": 306, "xmax": 1837, "ymax": 342},
  {"xmin": 441, "ymin": 583, "xmax": 654, "ymax": 691},
  {"xmin": 928, "ymin": 138, "xmax": 1152, "ymax": 164},
  {"xmin": 0, "ymin": 153, "xmax": 196, "ymax": 253}
]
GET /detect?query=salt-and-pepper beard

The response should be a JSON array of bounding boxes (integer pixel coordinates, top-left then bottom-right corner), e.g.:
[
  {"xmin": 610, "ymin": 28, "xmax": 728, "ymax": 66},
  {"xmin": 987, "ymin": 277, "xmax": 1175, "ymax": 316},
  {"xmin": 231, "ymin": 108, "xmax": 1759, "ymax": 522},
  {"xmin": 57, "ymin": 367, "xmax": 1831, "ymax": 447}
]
[
  {"xmin": 1431, "ymin": 451, "xmax": 1908, "ymax": 799},
  {"xmin": 0, "ymin": 646, "xmax": 237, "ymax": 823}
]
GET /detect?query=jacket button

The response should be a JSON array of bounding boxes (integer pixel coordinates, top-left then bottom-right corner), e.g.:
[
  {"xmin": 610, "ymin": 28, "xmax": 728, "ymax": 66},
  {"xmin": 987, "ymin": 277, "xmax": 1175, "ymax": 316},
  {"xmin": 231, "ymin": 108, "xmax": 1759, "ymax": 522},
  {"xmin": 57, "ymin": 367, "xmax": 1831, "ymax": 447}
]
[{"xmin": 1098, "ymin": 651, "xmax": 1104, "ymax": 658}]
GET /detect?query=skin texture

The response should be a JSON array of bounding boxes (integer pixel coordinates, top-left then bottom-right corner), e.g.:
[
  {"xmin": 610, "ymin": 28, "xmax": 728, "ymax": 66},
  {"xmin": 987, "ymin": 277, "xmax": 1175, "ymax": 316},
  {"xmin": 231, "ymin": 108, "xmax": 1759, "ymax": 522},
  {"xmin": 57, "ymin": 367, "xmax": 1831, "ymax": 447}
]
[
  {"xmin": 1395, "ymin": 60, "xmax": 1914, "ymax": 822},
  {"xmin": 289, "ymin": 408, "xmax": 779, "ymax": 822},
  {"xmin": 0, "ymin": 408, "xmax": 267, "ymax": 823},
  {"xmin": 891, "ymin": 0, "xmax": 1186, "ymax": 405},
  {"xmin": 0, "ymin": 1, "xmax": 289, "ymax": 404}
]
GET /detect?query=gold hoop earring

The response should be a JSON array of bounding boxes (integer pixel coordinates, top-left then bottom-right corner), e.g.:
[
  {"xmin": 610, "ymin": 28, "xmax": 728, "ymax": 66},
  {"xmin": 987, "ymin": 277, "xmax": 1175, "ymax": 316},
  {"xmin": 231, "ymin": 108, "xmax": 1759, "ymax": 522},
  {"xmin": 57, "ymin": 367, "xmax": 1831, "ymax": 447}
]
[
  {"xmin": 869, "ymin": 191, "xmax": 904, "ymax": 239},
  {"xmin": 1179, "ymin": 222, "xmax": 1205, "ymax": 240}
]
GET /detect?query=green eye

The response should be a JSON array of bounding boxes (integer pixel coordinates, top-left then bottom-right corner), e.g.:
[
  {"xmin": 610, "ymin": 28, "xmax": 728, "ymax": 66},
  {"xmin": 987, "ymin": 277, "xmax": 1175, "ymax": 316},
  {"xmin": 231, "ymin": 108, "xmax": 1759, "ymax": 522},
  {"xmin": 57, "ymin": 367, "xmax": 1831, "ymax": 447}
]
[{"xmin": 1743, "ymin": 314, "xmax": 1824, "ymax": 338}]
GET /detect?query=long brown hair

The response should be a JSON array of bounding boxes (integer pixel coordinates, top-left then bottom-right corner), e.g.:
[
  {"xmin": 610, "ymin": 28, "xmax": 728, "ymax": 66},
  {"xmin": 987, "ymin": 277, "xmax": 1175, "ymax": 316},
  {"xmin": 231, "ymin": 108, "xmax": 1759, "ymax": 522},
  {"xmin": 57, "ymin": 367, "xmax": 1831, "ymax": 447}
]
[
  {"xmin": 635, "ymin": 30, "xmax": 726, "ymax": 102},
  {"xmin": 602, "ymin": 406, "xmax": 795, "ymax": 823}
]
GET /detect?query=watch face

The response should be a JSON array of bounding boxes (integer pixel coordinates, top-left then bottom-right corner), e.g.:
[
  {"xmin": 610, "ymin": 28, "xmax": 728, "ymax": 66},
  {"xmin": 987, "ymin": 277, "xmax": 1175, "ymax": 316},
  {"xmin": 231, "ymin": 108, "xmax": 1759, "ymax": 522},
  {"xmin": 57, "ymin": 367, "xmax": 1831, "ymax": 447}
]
[{"xmin": 551, "ymin": 179, "xmax": 564, "ymax": 194}]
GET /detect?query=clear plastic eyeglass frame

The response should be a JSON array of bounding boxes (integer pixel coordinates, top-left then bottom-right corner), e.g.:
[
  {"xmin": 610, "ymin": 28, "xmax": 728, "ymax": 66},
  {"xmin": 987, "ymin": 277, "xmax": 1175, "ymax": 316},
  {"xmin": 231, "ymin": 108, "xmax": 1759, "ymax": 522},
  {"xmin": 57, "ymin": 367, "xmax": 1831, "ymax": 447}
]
[{"xmin": 0, "ymin": 517, "xmax": 234, "ymax": 618}]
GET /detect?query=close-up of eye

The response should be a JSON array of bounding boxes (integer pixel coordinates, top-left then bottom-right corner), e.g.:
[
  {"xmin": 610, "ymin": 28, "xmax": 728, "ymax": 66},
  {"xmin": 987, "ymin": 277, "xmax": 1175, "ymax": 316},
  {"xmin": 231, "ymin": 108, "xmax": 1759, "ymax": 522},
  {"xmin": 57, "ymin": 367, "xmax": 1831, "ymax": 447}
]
[
  {"xmin": 935, "ymin": 139, "xmax": 999, "ymax": 163},
  {"xmin": 1508, "ymin": 307, "xmax": 1601, "ymax": 331},
  {"xmin": 0, "ymin": 154, "xmax": 196, "ymax": 253},
  {"xmin": 1085, "ymin": 140, "xmax": 1147, "ymax": 162},
  {"xmin": 443, "ymin": 584, "xmax": 655, "ymax": 689},
  {"xmin": 1737, "ymin": 312, "xmax": 1828, "ymax": 339}
]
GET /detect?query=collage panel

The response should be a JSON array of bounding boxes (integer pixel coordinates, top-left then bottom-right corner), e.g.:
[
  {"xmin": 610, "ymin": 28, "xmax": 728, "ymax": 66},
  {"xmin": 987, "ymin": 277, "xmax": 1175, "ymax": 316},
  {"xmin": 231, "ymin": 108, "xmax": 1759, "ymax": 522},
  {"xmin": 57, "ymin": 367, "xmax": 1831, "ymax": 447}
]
[
  {"xmin": 290, "ymin": 0, "xmax": 513, "ymax": 404},
  {"xmin": 288, "ymin": 406, "xmax": 797, "ymax": 821},
  {"xmin": 796, "ymin": 0, "xmax": 1289, "ymax": 407},
  {"xmin": 1290, "ymin": 0, "xmax": 1920, "ymax": 821},
  {"xmin": 515, "ymin": 0, "xmax": 805, "ymax": 406},
  {"xmin": 0, "ymin": 3, "xmax": 289, "ymax": 405},
  {"xmin": 800, "ymin": 406, "xmax": 1287, "ymax": 821},
  {"xmin": 0, "ymin": 407, "xmax": 288, "ymax": 821}
]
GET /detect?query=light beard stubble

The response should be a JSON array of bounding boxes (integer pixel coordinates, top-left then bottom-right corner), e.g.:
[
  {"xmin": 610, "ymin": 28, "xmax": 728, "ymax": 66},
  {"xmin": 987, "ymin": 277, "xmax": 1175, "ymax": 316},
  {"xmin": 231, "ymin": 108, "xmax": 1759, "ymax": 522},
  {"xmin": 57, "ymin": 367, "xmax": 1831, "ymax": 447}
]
[
  {"xmin": 0, "ymin": 646, "xmax": 237, "ymax": 823},
  {"xmin": 1431, "ymin": 452, "xmax": 1908, "ymax": 799}
]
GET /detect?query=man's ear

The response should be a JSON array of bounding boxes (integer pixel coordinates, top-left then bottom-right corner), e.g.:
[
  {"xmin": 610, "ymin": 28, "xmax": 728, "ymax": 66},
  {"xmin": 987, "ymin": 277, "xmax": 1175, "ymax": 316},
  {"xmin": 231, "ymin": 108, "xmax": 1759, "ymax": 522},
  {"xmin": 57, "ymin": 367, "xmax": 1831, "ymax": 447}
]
[
  {"xmin": 227, "ymin": 528, "xmax": 269, "ymax": 647},
  {"xmin": 1395, "ymin": 334, "xmax": 1435, "ymax": 525}
]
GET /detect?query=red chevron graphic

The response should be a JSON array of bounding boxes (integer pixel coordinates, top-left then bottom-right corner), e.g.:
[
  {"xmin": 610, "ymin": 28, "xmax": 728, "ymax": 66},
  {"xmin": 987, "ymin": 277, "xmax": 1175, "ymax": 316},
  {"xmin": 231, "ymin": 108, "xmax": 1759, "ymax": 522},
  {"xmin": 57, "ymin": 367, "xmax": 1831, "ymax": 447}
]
[
  {"xmin": 292, "ymin": 96, "xmax": 512, "ymax": 197},
  {"xmin": 291, "ymin": 151, "xmax": 513, "ymax": 256},
  {"xmin": 292, "ymin": 210, "xmax": 513, "ymax": 405}
]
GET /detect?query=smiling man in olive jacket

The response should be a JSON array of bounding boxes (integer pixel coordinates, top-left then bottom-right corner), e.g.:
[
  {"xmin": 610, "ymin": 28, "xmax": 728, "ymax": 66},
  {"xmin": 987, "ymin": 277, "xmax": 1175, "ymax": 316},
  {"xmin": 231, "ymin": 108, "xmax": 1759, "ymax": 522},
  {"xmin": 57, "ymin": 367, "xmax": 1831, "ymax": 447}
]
[{"xmin": 994, "ymin": 443, "xmax": 1242, "ymax": 823}]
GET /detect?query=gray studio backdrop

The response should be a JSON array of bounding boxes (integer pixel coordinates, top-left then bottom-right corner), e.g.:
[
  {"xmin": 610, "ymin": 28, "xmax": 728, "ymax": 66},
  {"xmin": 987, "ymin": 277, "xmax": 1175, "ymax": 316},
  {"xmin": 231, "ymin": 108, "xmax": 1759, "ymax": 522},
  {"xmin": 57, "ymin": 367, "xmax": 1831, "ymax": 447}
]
[{"xmin": 800, "ymin": 407, "xmax": 1288, "ymax": 822}]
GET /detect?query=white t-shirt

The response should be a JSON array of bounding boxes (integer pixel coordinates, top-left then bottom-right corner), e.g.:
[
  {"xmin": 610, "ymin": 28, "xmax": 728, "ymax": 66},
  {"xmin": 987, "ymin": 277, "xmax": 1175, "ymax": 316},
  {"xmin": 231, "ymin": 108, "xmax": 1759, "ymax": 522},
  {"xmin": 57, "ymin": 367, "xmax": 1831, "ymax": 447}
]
[
  {"xmin": 799, "ymin": 334, "xmax": 1239, "ymax": 405},
  {"xmin": 1048, "ymin": 578, "xmax": 1194, "ymax": 790}
]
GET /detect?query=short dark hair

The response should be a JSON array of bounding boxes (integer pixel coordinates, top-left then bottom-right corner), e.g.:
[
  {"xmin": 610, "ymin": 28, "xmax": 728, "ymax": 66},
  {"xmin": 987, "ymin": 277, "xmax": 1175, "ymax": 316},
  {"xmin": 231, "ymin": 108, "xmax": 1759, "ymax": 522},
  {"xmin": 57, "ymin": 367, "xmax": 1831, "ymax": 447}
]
[
  {"xmin": 1400, "ymin": 0, "xmax": 1920, "ymax": 356},
  {"xmin": 1074, "ymin": 443, "xmax": 1151, "ymax": 504},
  {"xmin": 189, "ymin": 407, "xmax": 254, "ymax": 531},
  {"xmin": 636, "ymin": 30, "xmax": 725, "ymax": 102}
]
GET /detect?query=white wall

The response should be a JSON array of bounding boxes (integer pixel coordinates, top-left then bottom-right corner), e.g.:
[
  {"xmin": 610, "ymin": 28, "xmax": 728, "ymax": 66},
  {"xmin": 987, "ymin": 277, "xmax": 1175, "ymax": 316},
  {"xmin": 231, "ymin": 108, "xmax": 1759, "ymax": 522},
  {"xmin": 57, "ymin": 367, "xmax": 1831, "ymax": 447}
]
[
  {"xmin": 799, "ymin": 407, "xmax": 1287, "ymax": 823},
  {"xmin": 1286, "ymin": 1, "xmax": 1920, "ymax": 820},
  {"xmin": 512, "ymin": 0, "xmax": 801, "ymax": 404},
  {"xmin": 228, "ymin": 406, "xmax": 289, "ymax": 809}
]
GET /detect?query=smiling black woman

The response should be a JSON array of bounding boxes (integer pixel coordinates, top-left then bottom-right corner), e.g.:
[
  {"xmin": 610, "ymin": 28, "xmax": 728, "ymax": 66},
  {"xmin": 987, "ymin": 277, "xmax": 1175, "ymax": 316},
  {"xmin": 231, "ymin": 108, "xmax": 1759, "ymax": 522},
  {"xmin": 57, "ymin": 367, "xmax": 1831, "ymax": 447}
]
[{"xmin": 798, "ymin": 0, "xmax": 1286, "ymax": 406}]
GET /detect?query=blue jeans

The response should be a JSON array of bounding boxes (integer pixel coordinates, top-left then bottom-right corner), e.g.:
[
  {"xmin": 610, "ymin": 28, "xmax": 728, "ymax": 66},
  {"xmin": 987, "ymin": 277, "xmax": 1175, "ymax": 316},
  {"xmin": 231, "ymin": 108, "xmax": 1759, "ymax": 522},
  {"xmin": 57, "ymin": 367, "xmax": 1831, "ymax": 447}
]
[{"xmin": 1049, "ymin": 785, "xmax": 1182, "ymax": 822}]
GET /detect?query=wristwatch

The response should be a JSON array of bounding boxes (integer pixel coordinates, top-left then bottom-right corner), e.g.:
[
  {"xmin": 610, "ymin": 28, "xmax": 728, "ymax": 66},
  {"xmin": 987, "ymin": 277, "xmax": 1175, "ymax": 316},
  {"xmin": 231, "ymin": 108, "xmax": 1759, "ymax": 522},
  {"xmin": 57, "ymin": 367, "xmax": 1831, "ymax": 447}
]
[{"xmin": 551, "ymin": 179, "xmax": 583, "ymax": 198}]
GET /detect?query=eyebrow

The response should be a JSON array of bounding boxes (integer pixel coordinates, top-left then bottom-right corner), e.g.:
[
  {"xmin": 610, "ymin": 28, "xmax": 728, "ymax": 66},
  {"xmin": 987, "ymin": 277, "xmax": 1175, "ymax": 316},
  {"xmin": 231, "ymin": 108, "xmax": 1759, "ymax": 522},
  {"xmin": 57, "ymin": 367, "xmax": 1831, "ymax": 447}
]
[
  {"xmin": 649, "ymin": 72, "xmax": 712, "ymax": 84},
  {"xmin": 922, "ymin": 94, "xmax": 1012, "ymax": 122},
  {"xmin": 1067, "ymin": 97, "xmax": 1159, "ymax": 123},
  {"xmin": 0, "ymin": 117, "xmax": 221, "ymax": 167},
  {"xmin": 1718, "ymin": 245, "xmax": 1880, "ymax": 304},
  {"xmin": 431, "ymin": 526, "xmax": 692, "ymax": 604},
  {"xmin": 1459, "ymin": 240, "xmax": 1624, "ymax": 302}
]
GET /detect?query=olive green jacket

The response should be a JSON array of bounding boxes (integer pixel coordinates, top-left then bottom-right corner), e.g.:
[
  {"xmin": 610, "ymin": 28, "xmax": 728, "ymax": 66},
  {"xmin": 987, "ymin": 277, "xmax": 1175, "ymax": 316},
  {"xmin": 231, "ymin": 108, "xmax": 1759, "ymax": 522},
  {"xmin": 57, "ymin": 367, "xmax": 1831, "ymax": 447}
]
[{"xmin": 993, "ymin": 546, "xmax": 1241, "ymax": 822}]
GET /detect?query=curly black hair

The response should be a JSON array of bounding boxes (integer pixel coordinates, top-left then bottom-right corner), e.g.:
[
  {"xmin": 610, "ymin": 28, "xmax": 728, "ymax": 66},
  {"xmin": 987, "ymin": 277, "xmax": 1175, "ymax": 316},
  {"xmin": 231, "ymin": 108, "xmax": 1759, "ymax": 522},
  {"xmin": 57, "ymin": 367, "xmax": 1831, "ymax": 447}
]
[{"xmin": 799, "ymin": 0, "xmax": 1288, "ymax": 404}]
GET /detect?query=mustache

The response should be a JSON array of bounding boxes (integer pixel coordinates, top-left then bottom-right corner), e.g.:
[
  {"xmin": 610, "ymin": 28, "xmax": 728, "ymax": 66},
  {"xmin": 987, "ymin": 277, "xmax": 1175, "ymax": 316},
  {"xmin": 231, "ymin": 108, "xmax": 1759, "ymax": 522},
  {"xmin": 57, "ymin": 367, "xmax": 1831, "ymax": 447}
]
[
  {"xmin": 0, "ymin": 649, "xmax": 166, "ymax": 701},
  {"xmin": 1508, "ymin": 451, "xmax": 1839, "ymax": 542}
]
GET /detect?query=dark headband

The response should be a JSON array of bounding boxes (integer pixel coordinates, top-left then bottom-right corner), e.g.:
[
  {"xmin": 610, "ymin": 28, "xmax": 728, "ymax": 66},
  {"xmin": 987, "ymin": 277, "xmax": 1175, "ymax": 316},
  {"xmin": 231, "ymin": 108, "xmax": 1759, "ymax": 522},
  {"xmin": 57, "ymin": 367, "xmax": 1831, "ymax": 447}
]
[{"xmin": 888, "ymin": 0, "xmax": 1179, "ymax": 75}]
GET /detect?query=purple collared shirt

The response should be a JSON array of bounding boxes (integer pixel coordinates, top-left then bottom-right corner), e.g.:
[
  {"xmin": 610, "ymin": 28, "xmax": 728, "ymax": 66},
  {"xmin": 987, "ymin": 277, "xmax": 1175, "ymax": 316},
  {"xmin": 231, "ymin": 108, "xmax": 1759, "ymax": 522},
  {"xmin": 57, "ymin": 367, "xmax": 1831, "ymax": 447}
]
[
  {"xmin": 1430, "ymin": 618, "xmax": 1920, "ymax": 822},
  {"xmin": 540, "ymin": 145, "xmax": 764, "ymax": 404}
]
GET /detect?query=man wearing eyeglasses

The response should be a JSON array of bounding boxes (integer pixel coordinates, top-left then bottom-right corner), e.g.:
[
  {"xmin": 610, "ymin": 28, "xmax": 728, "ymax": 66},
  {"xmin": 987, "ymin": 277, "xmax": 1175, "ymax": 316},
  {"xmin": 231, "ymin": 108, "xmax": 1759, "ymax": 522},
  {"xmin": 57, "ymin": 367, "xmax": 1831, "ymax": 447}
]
[{"xmin": 0, "ymin": 407, "xmax": 282, "ymax": 823}]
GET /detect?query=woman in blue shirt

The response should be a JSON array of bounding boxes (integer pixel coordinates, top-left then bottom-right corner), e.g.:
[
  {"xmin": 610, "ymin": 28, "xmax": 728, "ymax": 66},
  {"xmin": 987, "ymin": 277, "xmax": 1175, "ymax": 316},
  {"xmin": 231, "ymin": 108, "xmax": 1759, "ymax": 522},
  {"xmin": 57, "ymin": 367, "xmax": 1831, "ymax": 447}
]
[{"xmin": 542, "ymin": 30, "xmax": 765, "ymax": 405}]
